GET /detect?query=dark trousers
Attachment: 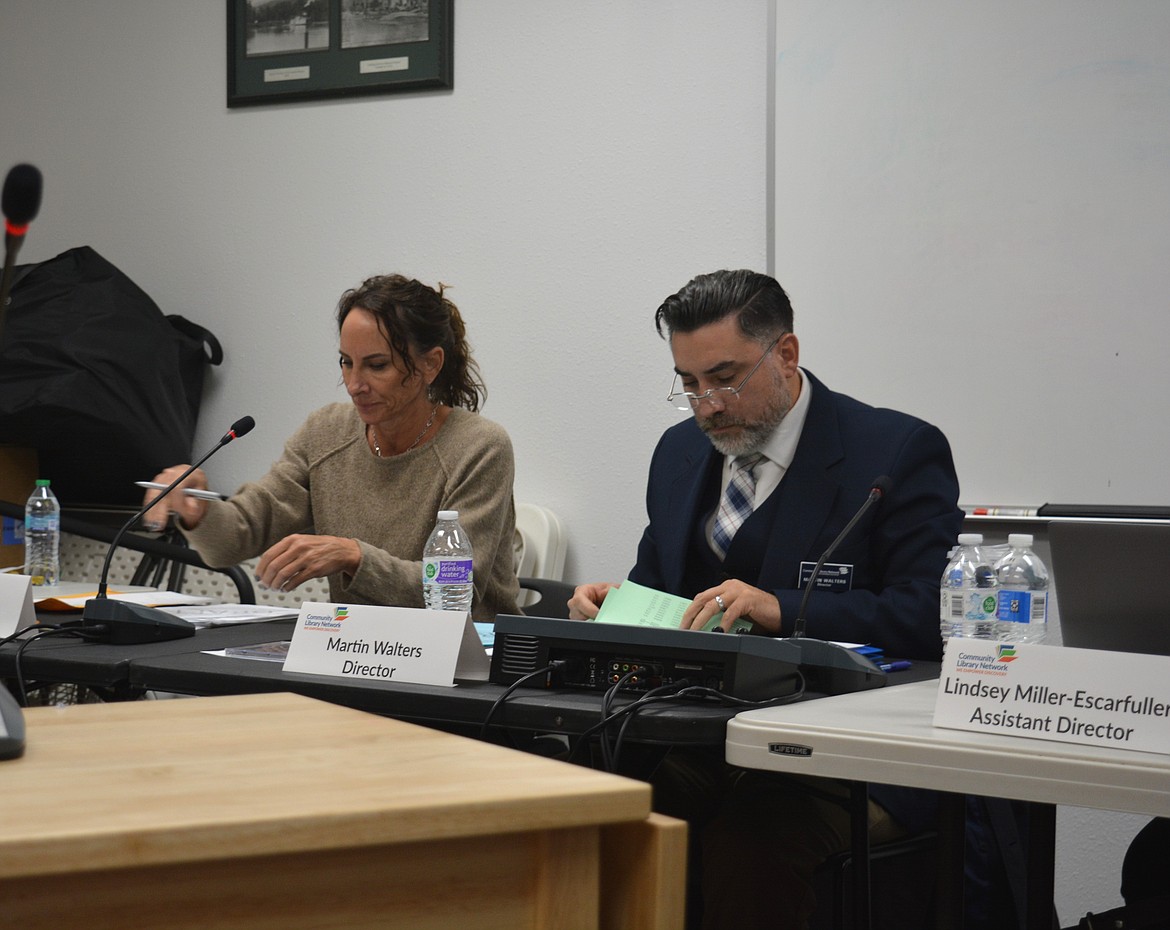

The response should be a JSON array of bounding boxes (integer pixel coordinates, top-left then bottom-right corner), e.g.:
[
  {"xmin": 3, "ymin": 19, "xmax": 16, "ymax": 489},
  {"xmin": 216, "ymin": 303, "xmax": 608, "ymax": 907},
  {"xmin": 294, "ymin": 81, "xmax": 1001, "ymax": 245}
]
[{"xmin": 652, "ymin": 749, "xmax": 908, "ymax": 930}]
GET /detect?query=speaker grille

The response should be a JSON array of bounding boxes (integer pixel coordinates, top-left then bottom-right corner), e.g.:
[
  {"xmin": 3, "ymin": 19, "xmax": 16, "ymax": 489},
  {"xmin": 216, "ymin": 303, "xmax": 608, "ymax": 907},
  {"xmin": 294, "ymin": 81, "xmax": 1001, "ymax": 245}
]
[{"xmin": 497, "ymin": 633, "xmax": 542, "ymax": 677}]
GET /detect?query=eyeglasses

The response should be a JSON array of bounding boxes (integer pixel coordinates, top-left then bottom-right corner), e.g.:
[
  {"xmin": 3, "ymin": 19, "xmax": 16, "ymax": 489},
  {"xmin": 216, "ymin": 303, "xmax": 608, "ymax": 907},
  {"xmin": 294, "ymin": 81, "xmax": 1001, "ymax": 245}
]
[{"xmin": 666, "ymin": 337, "xmax": 781, "ymax": 411}]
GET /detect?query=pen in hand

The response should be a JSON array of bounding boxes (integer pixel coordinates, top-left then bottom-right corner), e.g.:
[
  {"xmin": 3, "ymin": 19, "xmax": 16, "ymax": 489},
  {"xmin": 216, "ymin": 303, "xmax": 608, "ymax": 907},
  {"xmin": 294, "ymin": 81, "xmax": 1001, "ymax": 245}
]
[{"xmin": 135, "ymin": 480, "xmax": 228, "ymax": 502}]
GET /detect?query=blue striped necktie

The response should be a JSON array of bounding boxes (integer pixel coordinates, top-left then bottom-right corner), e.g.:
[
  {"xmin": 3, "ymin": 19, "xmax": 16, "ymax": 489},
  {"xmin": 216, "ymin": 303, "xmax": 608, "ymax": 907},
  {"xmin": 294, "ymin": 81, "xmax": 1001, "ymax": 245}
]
[{"xmin": 711, "ymin": 452, "xmax": 764, "ymax": 559}]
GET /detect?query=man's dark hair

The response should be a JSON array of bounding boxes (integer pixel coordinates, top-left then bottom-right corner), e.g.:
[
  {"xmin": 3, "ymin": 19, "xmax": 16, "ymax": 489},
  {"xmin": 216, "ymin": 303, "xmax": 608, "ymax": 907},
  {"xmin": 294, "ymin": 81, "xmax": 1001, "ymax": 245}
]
[{"xmin": 654, "ymin": 269, "xmax": 794, "ymax": 344}]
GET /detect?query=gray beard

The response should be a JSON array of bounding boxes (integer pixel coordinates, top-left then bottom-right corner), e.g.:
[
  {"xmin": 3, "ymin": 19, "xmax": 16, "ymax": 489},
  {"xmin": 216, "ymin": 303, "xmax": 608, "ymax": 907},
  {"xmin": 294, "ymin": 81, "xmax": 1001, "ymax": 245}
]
[
  {"xmin": 697, "ymin": 370, "xmax": 793, "ymax": 457},
  {"xmin": 703, "ymin": 419, "xmax": 778, "ymax": 457}
]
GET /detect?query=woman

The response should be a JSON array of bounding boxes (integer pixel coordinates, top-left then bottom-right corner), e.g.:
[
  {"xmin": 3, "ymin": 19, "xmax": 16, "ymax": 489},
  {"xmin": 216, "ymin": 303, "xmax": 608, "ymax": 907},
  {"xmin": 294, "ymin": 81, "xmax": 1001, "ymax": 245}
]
[{"xmin": 147, "ymin": 274, "xmax": 520, "ymax": 621}]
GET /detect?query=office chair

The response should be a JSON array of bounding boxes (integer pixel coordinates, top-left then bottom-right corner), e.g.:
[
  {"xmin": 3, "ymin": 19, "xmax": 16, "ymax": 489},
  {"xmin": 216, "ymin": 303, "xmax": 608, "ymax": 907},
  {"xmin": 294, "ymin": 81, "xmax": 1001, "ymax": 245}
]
[
  {"xmin": 179, "ymin": 500, "xmax": 570, "ymax": 611},
  {"xmin": 514, "ymin": 503, "xmax": 568, "ymax": 608},
  {"xmin": 0, "ymin": 499, "xmax": 255, "ymax": 603},
  {"xmin": 514, "ymin": 503, "xmax": 568, "ymax": 578},
  {"xmin": 517, "ymin": 577, "xmax": 576, "ymax": 619}
]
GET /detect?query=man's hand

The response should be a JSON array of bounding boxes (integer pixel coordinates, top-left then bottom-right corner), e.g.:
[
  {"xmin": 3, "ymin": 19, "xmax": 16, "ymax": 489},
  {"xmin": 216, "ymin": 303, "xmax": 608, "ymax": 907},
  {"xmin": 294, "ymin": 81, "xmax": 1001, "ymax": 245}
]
[
  {"xmin": 567, "ymin": 581, "xmax": 620, "ymax": 620},
  {"xmin": 256, "ymin": 534, "xmax": 361, "ymax": 592},
  {"xmin": 680, "ymin": 579, "xmax": 782, "ymax": 634}
]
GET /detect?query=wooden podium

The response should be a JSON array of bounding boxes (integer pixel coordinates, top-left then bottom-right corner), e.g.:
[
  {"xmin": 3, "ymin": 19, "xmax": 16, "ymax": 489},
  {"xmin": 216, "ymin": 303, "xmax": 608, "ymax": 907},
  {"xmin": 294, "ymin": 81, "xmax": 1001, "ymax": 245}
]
[{"xmin": 0, "ymin": 692, "xmax": 685, "ymax": 930}]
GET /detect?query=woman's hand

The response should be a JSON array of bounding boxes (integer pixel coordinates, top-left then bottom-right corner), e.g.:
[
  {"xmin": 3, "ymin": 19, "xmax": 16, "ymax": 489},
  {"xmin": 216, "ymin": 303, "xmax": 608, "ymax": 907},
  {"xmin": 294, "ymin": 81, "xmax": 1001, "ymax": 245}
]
[
  {"xmin": 256, "ymin": 534, "xmax": 362, "ymax": 591},
  {"xmin": 141, "ymin": 465, "xmax": 209, "ymax": 531}
]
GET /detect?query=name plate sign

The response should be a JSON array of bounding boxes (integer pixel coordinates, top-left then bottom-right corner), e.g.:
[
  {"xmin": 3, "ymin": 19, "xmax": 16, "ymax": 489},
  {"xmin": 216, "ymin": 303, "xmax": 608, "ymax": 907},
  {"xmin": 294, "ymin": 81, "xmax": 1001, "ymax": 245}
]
[
  {"xmin": 0, "ymin": 573, "xmax": 36, "ymax": 637},
  {"xmin": 934, "ymin": 640, "xmax": 1170, "ymax": 756},
  {"xmin": 284, "ymin": 602, "xmax": 488, "ymax": 687}
]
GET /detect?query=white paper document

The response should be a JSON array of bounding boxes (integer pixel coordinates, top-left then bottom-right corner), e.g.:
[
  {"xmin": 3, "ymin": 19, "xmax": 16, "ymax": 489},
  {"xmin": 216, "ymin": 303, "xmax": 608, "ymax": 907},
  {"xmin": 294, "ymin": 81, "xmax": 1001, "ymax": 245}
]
[
  {"xmin": 34, "ymin": 589, "xmax": 213, "ymax": 611},
  {"xmin": 159, "ymin": 603, "xmax": 299, "ymax": 628}
]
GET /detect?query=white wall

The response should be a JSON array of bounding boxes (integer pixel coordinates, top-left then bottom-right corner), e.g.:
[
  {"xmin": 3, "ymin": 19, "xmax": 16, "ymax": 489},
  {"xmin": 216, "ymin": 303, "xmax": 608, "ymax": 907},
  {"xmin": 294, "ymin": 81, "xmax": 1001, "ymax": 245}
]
[
  {"xmin": 771, "ymin": 0, "xmax": 1170, "ymax": 511},
  {"xmin": 0, "ymin": 0, "xmax": 769, "ymax": 585},
  {"xmin": 773, "ymin": 1, "xmax": 1169, "ymax": 920}
]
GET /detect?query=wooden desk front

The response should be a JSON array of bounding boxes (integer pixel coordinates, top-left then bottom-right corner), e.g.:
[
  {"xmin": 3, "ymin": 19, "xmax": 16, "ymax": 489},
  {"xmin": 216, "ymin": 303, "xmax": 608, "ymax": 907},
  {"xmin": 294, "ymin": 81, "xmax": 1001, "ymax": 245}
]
[{"xmin": 0, "ymin": 692, "xmax": 685, "ymax": 930}]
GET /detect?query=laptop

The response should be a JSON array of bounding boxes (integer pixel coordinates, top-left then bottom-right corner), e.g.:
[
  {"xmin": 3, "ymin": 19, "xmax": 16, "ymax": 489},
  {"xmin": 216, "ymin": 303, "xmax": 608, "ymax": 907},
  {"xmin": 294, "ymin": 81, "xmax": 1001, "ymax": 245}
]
[{"xmin": 1048, "ymin": 521, "xmax": 1170, "ymax": 656}]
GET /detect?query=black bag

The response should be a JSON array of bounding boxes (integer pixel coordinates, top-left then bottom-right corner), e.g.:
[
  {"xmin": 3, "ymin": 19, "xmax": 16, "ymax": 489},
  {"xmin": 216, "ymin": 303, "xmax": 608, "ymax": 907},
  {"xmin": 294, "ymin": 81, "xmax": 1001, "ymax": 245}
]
[{"xmin": 0, "ymin": 246, "xmax": 222, "ymax": 507}]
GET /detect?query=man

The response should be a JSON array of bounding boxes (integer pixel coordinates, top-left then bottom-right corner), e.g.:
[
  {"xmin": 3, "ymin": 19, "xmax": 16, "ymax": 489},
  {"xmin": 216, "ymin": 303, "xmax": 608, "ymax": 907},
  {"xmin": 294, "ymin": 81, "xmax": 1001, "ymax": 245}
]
[{"xmin": 569, "ymin": 269, "xmax": 963, "ymax": 929}]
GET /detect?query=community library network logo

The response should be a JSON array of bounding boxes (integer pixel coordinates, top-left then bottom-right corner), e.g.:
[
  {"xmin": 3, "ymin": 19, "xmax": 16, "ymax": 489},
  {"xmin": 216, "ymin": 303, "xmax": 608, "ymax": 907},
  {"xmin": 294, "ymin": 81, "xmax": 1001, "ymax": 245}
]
[
  {"xmin": 303, "ymin": 605, "xmax": 350, "ymax": 632},
  {"xmin": 997, "ymin": 644, "xmax": 1018, "ymax": 663}
]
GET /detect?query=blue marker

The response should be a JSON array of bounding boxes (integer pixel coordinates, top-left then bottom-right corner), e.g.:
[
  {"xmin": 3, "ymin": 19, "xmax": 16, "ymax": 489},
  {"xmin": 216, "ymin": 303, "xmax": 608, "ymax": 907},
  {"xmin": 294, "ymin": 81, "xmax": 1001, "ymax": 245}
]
[{"xmin": 878, "ymin": 660, "xmax": 912, "ymax": 673}]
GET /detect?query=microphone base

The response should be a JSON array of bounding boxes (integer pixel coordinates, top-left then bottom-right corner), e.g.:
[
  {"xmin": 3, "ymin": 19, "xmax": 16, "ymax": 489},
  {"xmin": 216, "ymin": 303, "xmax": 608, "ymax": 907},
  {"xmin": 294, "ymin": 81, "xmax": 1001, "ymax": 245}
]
[
  {"xmin": 81, "ymin": 597, "xmax": 196, "ymax": 645},
  {"xmin": 784, "ymin": 637, "xmax": 887, "ymax": 695}
]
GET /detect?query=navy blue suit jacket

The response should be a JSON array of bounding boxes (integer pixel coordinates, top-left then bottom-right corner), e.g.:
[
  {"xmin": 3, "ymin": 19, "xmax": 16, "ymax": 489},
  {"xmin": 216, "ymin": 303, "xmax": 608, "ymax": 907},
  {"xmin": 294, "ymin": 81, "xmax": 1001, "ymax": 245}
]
[{"xmin": 628, "ymin": 370, "xmax": 962, "ymax": 661}]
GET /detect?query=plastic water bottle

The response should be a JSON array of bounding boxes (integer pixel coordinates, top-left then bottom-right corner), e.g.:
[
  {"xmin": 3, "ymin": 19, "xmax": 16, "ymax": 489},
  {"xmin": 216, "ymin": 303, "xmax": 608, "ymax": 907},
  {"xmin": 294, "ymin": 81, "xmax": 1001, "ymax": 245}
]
[
  {"xmin": 940, "ymin": 533, "xmax": 999, "ymax": 640},
  {"xmin": 994, "ymin": 533, "xmax": 1049, "ymax": 644},
  {"xmin": 24, "ymin": 478, "xmax": 61, "ymax": 586},
  {"xmin": 422, "ymin": 509, "xmax": 474, "ymax": 614}
]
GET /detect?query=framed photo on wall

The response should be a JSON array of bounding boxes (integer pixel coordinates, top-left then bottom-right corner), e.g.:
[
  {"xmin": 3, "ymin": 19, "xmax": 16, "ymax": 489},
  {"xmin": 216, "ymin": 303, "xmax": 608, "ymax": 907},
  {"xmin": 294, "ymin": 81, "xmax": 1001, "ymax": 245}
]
[{"xmin": 227, "ymin": 0, "xmax": 453, "ymax": 107}]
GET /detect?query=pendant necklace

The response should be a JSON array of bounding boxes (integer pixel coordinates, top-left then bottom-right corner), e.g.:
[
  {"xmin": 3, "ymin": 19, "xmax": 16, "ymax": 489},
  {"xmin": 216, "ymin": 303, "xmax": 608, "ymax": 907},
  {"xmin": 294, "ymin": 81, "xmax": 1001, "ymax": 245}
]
[{"xmin": 371, "ymin": 405, "xmax": 439, "ymax": 457}]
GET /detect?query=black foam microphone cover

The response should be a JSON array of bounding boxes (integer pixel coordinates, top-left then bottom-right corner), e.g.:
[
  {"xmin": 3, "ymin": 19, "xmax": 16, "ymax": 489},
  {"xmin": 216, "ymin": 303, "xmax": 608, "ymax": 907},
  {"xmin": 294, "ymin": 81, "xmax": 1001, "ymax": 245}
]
[
  {"xmin": 228, "ymin": 415, "xmax": 256, "ymax": 439},
  {"xmin": 2, "ymin": 164, "xmax": 43, "ymax": 227}
]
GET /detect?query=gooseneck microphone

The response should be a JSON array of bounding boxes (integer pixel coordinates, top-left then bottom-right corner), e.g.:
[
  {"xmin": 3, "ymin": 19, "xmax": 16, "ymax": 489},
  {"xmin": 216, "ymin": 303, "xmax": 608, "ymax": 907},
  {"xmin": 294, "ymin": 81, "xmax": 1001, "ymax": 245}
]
[
  {"xmin": 0, "ymin": 163, "xmax": 44, "ymax": 338},
  {"xmin": 81, "ymin": 416, "xmax": 255, "ymax": 644},
  {"xmin": 785, "ymin": 475, "xmax": 893, "ymax": 694},
  {"xmin": 792, "ymin": 475, "xmax": 892, "ymax": 639}
]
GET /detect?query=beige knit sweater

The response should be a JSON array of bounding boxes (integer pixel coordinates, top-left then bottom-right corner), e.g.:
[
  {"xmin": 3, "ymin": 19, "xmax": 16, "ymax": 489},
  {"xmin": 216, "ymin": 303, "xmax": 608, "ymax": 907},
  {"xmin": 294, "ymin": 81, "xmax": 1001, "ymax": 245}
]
[{"xmin": 184, "ymin": 403, "xmax": 520, "ymax": 621}]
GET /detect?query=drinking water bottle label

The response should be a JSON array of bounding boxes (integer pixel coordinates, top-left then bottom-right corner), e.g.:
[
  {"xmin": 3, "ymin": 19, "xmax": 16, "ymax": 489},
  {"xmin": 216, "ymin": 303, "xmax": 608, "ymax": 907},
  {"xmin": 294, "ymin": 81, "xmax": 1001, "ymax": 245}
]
[
  {"xmin": 943, "ymin": 590, "xmax": 997, "ymax": 621},
  {"xmin": 997, "ymin": 589, "xmax": 1047, "ymax": 624},
  {"xmin": 967, "ymin": 592, "xmax": 997, "ymax": 620},
  {"xmin": 943, "ymin": 591, "xmax": 965, "ymax": 620},
  {"xmin": 424, "ymin": 558, "xmax": 473, "ymax": 585}
]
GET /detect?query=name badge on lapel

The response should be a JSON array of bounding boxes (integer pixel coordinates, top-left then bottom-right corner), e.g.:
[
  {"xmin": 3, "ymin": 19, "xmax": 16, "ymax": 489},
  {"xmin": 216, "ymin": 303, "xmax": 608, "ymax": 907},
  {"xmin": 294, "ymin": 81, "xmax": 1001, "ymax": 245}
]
[{"xmin": 798, "ymin": 561, "xmax": 854, "ymax": 592}]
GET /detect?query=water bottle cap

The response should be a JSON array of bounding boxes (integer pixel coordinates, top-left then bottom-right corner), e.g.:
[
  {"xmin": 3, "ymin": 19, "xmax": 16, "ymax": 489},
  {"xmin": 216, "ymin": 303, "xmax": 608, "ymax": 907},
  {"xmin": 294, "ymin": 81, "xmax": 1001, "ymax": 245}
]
[
  {"xmin": 957, "ymin": 533, "xmax": 982, "ymax": 546},
  {"xmin": 1007, "ymin": 533, "xmax": 1033, "ymax": 548},
  {"xmin": 35, "ymin": 478, "xmax": 50, "ymax": 487},
  {"xmin": 437, "ymin": 509, "xmax": 459, "ymax": 521}
]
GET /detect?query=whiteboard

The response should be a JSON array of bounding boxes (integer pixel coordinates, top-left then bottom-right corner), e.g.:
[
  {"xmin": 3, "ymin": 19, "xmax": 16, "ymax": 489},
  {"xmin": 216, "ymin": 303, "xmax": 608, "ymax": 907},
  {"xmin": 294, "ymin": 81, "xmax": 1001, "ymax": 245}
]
[{"xmin": 772, "ymin": 1, "xmax": 1170, "ymax": 508}]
